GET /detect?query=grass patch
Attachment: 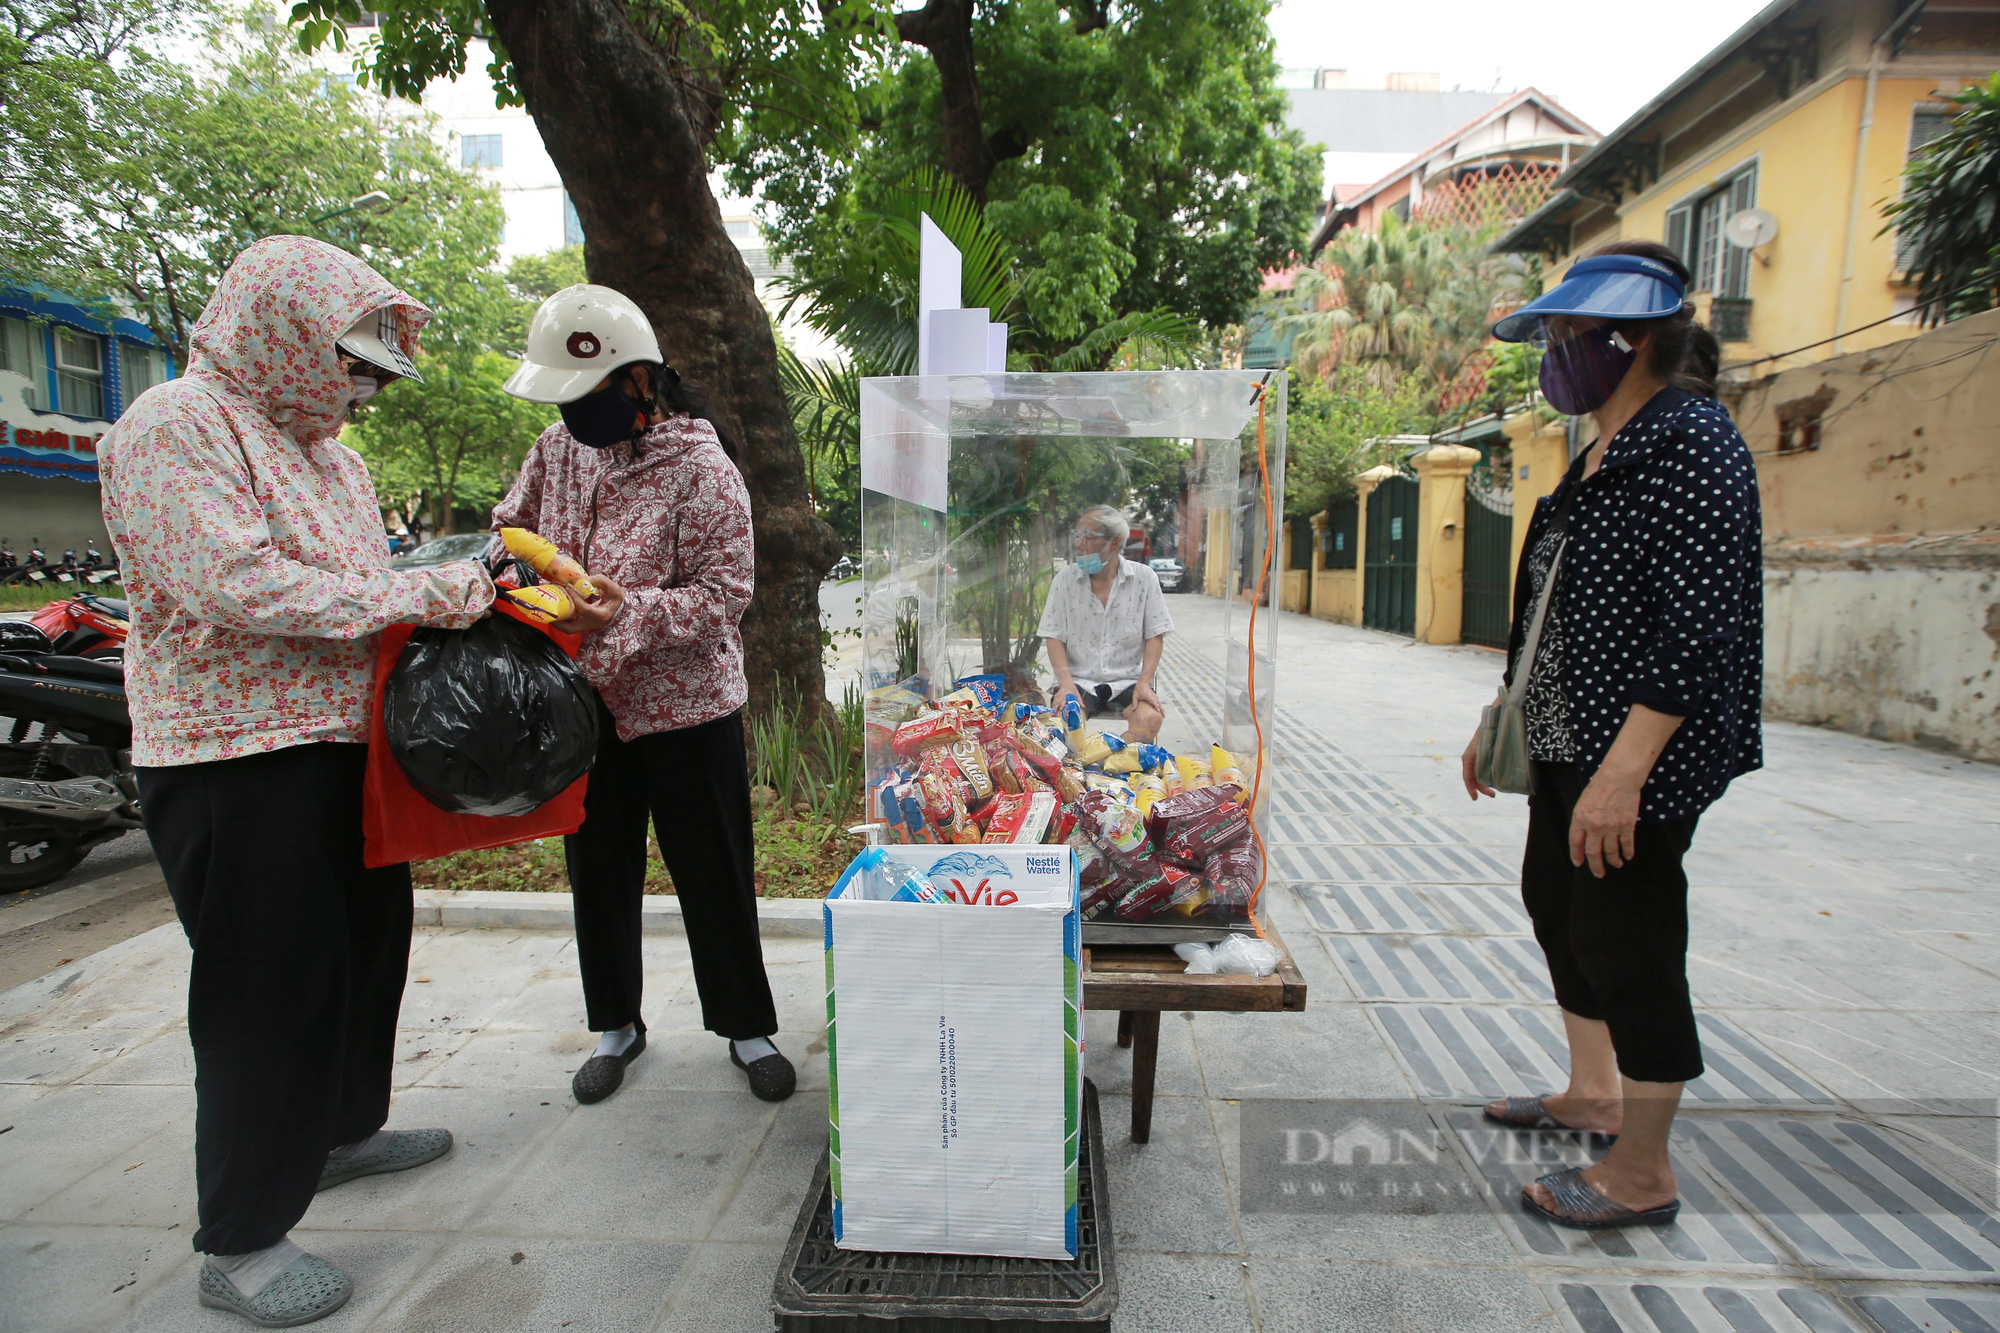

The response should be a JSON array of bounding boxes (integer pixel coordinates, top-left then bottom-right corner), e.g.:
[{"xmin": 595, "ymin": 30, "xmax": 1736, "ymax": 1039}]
[
  {"xmin": 0, "ymin": 582, "xmax": 123, "ymax": 611},
  {"xmin": 409, "ymin": 808, "xmax": 857, "ymax": 899}
]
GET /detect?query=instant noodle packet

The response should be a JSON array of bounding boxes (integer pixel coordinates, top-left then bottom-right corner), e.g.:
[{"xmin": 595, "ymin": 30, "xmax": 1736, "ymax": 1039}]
[
  {"xmin": 1129, "ymin": 772, "xmax": 1168, "ymax": 815},
  {"xmin": 947, "ymin": 737, "xmax": 996, "ymax": 800},
  {"xmin": 951, "ymin": 674, "xmax": 1007, "ymax": 715}
]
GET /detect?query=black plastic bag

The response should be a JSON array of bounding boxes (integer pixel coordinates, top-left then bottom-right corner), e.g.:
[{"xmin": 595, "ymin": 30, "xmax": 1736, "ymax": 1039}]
[{"xmin": 383, "ymin": 614, "xmax": 599, "ymax": 817}]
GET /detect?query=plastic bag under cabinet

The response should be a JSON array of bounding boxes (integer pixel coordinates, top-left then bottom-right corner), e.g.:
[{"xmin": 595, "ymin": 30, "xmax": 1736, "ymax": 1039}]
[{"xmin": 823, "ymin": 845, "xmax": 1082, "ymax": 1259}]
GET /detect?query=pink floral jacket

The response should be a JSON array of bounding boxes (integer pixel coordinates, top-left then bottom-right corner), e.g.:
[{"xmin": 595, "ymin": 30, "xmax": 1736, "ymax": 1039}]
[
  {"xmin": 98, "ymin": 236, "xmax": 494, "ymax": 767},
  {"xmin": 493, "ymin": 416, "xmax": 753, "ymax": 739}
]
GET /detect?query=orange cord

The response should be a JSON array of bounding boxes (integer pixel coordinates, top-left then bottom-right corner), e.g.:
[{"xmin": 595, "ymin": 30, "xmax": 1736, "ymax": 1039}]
[{"xmin": 1244, "ymin": 380, "xmax": 1276, "ymax": 919}]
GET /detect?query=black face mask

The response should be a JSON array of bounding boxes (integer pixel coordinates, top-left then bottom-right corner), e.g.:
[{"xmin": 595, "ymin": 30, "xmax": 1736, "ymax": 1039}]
[{"xmin": 560, "ymin": 381, "xmax": 644, "ymax": 449}]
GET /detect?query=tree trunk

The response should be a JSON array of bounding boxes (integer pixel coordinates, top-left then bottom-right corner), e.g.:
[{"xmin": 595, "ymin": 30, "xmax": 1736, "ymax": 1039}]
[
  {"xmin": 894, "ymin": 0, "xmax": 997, "ymax": 201},
  {"xmin": 485, "ymin": 0, "xmax": 840, "ymax": 717}
]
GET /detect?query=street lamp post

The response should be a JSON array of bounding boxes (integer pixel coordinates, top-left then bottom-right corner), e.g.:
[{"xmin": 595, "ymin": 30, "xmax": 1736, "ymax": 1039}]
[{"xmin": 310, "ymin": 191, "xmax": 394, "ymax": 227}]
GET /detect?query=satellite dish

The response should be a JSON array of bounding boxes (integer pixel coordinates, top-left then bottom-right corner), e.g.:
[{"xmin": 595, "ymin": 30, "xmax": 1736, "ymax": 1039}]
[{"xmin": 1725, "ymin": 208, "xmax": 1779, "ymax": 249}]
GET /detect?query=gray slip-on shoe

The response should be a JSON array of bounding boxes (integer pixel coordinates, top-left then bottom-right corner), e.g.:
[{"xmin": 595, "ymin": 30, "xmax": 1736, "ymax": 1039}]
[
  {"xmin": 317, "ymin": 1128, "xmax": 453, "ymax": 1192},
  {"xmin": 198, "ymin": 1254, "xmax": 352, "ymax": 1327}
]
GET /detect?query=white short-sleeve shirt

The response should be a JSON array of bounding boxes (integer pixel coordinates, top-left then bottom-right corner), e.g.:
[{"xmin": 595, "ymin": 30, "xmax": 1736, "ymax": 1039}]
[{"xmin": 1035, "ymin": 556, "xmax": 1175, "ymax": 691}]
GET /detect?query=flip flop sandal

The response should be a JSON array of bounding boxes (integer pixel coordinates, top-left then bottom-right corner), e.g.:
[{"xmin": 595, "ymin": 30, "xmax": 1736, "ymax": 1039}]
[
  {"xmin": 318, "ymin": 1128, "xmax": 454, "ymax": 1192},
  {"xmin": 1483, "ymin": 1096, "xmax": 1618, "ymax": 1141},
  {"xmin": 1523, "ymin": 1166, "xmax": 1680, "ymax": 1230},
  {"xmin": 198, "ymin": 1254, "xmax": 352, "ymax": 1328}
]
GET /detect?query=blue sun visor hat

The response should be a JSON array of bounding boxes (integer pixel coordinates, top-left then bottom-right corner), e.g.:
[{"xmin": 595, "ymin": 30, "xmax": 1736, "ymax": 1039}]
[{"xmin": 1491, "ymin": 253, "xmax": 1689, "ymax": 343}]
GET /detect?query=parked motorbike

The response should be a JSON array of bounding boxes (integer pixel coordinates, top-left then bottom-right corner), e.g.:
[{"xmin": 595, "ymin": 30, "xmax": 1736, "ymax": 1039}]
[
  {"xmin": 0, "ymin": 621, "xmax": 137, "ymax": 889},
  {"xmin": 3, "ymin": 549, "xmax": 48, "ymax": 587},
  {"xmin": 79, "ymin": 543, "xmax": 119, "ymax": 586},
  {"xmin": 29, "ymin": 593, "xmax": 129, "ymax": 658}
]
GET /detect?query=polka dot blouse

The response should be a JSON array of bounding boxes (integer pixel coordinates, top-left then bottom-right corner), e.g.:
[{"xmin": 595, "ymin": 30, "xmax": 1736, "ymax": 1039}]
[{"xmin": 1501, "ymin": 387, "xmax": 1764, "ymax": 823}]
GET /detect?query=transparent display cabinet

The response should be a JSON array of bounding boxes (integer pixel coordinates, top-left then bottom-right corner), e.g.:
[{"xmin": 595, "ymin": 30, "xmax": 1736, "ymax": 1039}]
[{"xmin": 854, "ymin": 371, "xmax": 1284, "ymax": 935}]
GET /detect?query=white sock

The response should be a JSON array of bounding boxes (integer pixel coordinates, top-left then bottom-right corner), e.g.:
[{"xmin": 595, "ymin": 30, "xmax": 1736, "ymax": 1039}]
[
  {"xmin": 594, "ymin": 1024, "xmax": 638, "ymax": 1060},
  {"xmin": 329, "ymin": 1129, "xmax": 395, "ymax": 1160},
  {"xmin": 732, "ymin": 1036, "xmax": 778, "ymax": 1063},
  {"xmin": 209, "ymin": 1236, "xmax": 304, "ymax": 1299}
]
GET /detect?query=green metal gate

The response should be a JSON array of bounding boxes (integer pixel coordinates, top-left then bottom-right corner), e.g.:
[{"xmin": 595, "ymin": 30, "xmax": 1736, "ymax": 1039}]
[
  {"xmin": 1461, "ymin": 480, "xmax": 1514, "ymax": 649},
  {"xmin": 1363, "ymin": 474, "xmax": 1418, "ymax": 635}
]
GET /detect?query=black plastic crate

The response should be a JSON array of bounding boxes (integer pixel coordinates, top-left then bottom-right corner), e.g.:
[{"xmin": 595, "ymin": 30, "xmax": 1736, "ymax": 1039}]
[{"xmin": 771, "ymin": 1079, "xmax": 1117, "ymax": 1332}]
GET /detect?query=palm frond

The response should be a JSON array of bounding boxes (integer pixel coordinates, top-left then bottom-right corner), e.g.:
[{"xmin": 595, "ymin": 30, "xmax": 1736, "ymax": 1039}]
[{"xmin": 1049, "ymin": 308, "xmax": 1205, "ymax": 372}]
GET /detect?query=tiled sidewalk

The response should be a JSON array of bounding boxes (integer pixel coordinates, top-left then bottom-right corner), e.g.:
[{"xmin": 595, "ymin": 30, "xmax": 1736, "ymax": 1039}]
[{"xmin": 2, "ymin": 596, "xmax": 1998, "ymax": 1331}]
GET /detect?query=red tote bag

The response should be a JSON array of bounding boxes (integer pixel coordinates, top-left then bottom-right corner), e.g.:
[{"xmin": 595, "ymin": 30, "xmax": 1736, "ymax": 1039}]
[{"xmin": 362, "ymin": 602, "xmax": 591, "ymax": 869}]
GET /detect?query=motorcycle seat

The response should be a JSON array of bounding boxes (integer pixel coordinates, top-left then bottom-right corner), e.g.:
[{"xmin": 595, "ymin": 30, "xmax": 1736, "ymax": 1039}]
[{"xmin": 29, "ymin": 655, "xmax": 124, "ymax": 683}]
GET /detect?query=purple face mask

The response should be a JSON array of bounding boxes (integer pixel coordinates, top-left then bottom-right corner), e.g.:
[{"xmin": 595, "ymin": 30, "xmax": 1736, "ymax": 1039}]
[{"xmin": 1538, "ymin": 326, "xmax": 1638, "ymax": 416}]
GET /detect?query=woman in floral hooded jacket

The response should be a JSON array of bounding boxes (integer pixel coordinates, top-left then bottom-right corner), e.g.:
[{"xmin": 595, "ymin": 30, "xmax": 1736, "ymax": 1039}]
[
  {"xmin": 98, "ymin": 236, "xmax": 493, "ymax": 1326},
  {"xmin": 494, "ymin": 284, "xmax": 792, "ymax": 1109}
]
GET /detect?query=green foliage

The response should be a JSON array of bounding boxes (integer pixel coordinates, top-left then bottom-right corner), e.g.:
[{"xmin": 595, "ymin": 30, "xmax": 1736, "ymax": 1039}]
[
  {"xmin": 757, "ymin": 0, "xmax": 1320, "ymax": 343},
  {"xmin": 344, "ymin": 349, "xmax": 555, "ymax": 533},
  {"xmin": 1480, "ymin": 340, "xmax": 1544, "ymax": 416},
  {"xmin": 1882, "ymin": 73, "xmax": 2000, "ymax": 326},
  {"xmin": 1273, "ymin": 212, "xmax": 1535, "ymax": 393},
  {"xmin": 0, "ymin": 3, "xmax": 506, "ymax": 368},
  {"xmin": 1283, "ymin": 365, "xmax": 1434, "ymax": 518},
  {"xmin": 493, "ymin": 245, "xmax": 588, "ymax": 354},
  {"xmin": 750, "ymin": 683, "xmax": 863, "ymax": 824}
]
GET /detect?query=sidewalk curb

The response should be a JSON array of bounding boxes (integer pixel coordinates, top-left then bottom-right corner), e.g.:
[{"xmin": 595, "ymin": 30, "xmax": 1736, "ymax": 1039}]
[{"xmin": 414, "ymin": 889, "xmax": 824, "ymax": 938}]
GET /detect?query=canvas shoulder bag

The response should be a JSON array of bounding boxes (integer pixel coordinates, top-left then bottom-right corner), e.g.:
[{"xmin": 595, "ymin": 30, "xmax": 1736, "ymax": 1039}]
[{"xmin": 1475, "ymin": 538, "xmax": 1565, "ymax": 796}]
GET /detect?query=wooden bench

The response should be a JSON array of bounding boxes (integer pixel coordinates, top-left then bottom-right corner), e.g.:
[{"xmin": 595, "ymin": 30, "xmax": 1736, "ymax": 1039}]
[{"xmin": 1080, "ymin": 915, "xmax": 1308, "ymax": 1143}]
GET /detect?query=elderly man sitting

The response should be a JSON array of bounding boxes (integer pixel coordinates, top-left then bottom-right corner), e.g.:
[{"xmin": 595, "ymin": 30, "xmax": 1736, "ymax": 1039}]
[{"xmin": 1037, "ymin": 504, "xmax": 1174, "ymax": 743}]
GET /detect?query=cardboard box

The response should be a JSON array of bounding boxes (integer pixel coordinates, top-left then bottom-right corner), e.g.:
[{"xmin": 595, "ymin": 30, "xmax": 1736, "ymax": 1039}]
[{"xmin": 824, "ymin": 844, "xmax": 1082, "ymax": 1258}]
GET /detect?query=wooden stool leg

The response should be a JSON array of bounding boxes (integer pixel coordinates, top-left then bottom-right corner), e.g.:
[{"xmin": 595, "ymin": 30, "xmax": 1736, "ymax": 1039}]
[
  {"xmin": 1116, "ymin": 1010, "xmax": 1135, "ymax": 1048},
  {"xmin": 1129, "ymin": 1010, "xmax": 1161, "ymax": 1144}
]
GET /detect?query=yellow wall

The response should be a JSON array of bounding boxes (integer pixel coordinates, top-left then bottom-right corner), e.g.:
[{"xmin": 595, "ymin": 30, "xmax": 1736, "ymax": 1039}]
[
  {"xmin": 1555, "ymin": 71, "xmax": 1983, "ymax": 374},
  {"xmin": 1736, "ymin": 305, "xmax": 2000, "ymax": 539}
]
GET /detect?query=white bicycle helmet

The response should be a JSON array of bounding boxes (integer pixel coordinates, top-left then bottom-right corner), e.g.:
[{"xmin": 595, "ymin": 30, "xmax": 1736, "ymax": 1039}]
[{"xmin": 503, "ymin": 283, "xmax": 663, "ymax": 404}]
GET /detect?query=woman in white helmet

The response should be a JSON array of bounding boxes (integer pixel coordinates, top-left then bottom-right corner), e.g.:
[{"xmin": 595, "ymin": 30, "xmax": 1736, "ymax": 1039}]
[{"xmin": 495, "ymin": 284, "xmax": 793, "ymax": 1105}]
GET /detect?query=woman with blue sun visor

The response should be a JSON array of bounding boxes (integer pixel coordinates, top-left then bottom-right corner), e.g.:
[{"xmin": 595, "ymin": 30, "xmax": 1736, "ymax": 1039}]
[{"xmin": 1460, "ymin": 241, "xmax": 1763, "ymax": 1231}]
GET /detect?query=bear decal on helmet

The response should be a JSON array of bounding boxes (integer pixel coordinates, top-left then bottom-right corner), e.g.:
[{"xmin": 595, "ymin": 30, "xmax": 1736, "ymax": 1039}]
[{"xmin": 566, "ymin": 331, "xmax": 602, "ymax": 359}]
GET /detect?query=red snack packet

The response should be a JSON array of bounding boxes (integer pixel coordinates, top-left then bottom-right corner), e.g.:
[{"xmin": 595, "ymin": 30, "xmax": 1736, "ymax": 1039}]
[
  {"xmin": 1203, "ymin": 838, "xmax": 1264, "ymax": 919},
  {"xmin": 892, "ymin": 711, "xmax": 963, "ymax": 760},
  {"xmin": 1144, "ymin": 783, "xmax": 1243, "ymax": 845},
  {"xmin": 980, "ymin": 790, "xmax": 1031, "ymax": 841},
  {"xmin": 1111, "ymin": 867, "xmax": 1174, "ymax": 921},
  {"xmin": 1162, "ymin": 800, "xmax": 1252, "ymax": 867}
]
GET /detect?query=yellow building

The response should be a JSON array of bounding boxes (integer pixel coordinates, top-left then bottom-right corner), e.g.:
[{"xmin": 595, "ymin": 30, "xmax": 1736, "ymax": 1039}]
[{"xmin": 1496, "ymin": 0, "xmax": 2000, "ymax": 373}]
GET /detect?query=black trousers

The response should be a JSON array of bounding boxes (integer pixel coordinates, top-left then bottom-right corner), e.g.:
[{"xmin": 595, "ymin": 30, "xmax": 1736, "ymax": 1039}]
[
  {"xmin": 1522, "ymin": 761, "xmax": 1705, "ymax": 1084},
  {"xmin": 564, "ymin": 702, "xmax": 776, "ymax": 1041},
  {"xmin": 138, "ymin": 743, "xmax": 411, "ymax": 1256}
]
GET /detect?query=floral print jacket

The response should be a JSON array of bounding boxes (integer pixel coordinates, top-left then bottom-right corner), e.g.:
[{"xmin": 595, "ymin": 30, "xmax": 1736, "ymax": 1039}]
[
  {"xmin": 98, "ymin": 235, "xmax": 494, "ymax": 767},
  {"xmin": 492, "ymin": 416, "xmax": 753, "ymax": 740}
]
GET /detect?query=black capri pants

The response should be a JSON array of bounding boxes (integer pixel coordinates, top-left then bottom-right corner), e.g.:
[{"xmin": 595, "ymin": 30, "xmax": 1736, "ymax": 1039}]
[{"xmin": 1522, "ymin": 761, "xmax": 1705, "ymax": 1084}]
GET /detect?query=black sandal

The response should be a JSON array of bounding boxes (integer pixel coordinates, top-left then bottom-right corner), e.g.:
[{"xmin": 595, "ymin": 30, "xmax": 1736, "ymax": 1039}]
[
  {"xmin": 1483, "ymin": 1096, "xmax": 1617, "ymax": 1140},
  {"xmin": 1523, "ymin": 1166, "xmax": 1680, "ymax": 1230}
]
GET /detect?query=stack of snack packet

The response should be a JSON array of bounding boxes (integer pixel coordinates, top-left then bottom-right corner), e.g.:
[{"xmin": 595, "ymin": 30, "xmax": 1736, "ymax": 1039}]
[{"xmin": 864, "ymin": 673, "xmax": 1265, "ymax": 924}]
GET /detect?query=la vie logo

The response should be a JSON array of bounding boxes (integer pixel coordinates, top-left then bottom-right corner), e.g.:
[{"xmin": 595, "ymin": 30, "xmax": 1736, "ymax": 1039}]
[{"xmin": 926, "ymin": 851, "xmax": 1020, "ymax": 906}]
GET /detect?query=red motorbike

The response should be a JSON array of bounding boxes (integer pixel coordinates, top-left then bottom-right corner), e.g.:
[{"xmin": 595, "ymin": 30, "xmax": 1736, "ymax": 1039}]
[{"xmin": 28, "ymin": 592, "xmax": 129, "ymax": 658}]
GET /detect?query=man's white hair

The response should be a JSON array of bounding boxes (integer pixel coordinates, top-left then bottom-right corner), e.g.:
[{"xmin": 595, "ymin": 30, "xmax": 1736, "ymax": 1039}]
[{"xmin": 1077, "ymin": 504, "xmax": 1130, "ymax": 550}]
